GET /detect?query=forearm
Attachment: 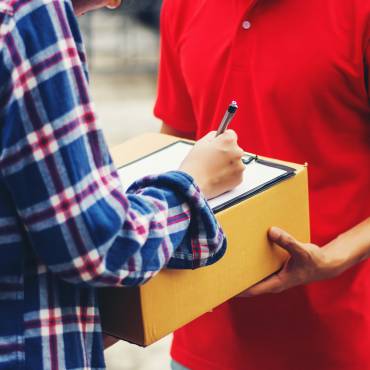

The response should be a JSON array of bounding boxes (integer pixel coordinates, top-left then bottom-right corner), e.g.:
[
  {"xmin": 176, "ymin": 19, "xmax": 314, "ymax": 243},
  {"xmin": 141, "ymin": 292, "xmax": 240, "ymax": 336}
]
[
  {"xmin": 323, "ymin": 217, "xmax": 370, "ymax": 275},
  {"xmin": 18, "ymin": 171, "xmax": 225, "ymax": 287},
  {"xmin": 1, "ymin": 0, "xmax": 224, "ymax": 289},
  {"xmin": 160, "ymin": 122, "xmax": 196, "ymax": 140}
]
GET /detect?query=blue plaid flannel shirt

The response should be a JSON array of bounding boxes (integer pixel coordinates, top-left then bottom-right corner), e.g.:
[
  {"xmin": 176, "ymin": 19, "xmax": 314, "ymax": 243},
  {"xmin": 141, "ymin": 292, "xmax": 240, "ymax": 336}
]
[{"xmin": 0, "ymin": 0, "xmax": 226, "ymax": 369}]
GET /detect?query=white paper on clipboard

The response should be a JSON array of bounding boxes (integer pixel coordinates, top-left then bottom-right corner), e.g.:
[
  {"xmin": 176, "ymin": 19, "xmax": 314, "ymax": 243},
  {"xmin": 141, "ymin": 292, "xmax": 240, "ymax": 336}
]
[{"xmin": 117, "ymin": 141, "xmax": 294, "ymax": 211}]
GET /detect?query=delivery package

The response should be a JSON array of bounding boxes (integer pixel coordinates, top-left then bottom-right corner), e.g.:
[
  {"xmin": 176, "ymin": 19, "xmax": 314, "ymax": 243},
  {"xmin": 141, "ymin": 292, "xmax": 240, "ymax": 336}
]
[{"xmin": 98, "ymin": 133, "xmax": 310, "ymax": 346}]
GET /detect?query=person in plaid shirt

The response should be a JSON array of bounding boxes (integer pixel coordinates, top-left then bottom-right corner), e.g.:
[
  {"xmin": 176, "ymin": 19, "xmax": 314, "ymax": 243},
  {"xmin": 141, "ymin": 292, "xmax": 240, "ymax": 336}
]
[{"xmin": 0, "ymin": 0, "xmax": 245, "ymax": 369}]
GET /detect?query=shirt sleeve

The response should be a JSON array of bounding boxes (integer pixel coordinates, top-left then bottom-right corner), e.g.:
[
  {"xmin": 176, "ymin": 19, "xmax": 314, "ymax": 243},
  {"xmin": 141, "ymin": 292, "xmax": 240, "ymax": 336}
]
[
  {"xmin": 153, "ymin": 0, "xmax": 198, "ymax": 134},
  {"xmin": 0, "ymin": 0, "xmax": 226, "ymax": 287}
]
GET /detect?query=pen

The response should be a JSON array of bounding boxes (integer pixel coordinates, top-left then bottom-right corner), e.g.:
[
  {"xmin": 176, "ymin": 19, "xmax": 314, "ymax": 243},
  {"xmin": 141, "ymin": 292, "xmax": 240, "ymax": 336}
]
[{"xmin": 216, "ymin": 100, "xmax": 238, "ymax": 136}]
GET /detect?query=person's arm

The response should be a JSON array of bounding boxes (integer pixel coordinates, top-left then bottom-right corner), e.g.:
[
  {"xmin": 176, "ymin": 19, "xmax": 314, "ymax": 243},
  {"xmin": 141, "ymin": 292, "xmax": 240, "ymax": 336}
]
[
  {"xmin": 240, "ymin": 28, "xmax": 370, "ymax": 297},
  {"xmin": 154, "ymin": 0, "xmax": 199, "ymax": 139},
  {"xmin": 240, "ymin": 218, "xmax": 370, "ymax": 297},
  {"xmin": 160, "ymin": 122, "xmax": 196, "ymax": 140},
  {"xmin": 0, "ymin": 1, "xmax": 242, "ymax": 288}
]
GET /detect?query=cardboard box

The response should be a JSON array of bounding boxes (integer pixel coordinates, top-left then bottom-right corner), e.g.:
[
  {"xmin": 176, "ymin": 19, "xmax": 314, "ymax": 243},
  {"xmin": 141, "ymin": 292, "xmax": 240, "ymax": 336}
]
[{"xmin": 99, "ymin": 133, "xmax": 310, "ymax": 346}]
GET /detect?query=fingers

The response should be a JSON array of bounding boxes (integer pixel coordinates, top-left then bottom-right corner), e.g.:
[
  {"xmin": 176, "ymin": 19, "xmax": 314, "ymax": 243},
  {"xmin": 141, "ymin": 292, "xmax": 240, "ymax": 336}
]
[
  {"xmin": 202, "ymin": 131, "xmax": 217, "ymax": 140},
  {"xmin": 214, "ymin": 129, "xmax": 237, "ymax": 144},
  {"xmin": 216, "ymin": 130, "xmax": 240, "ymax": 151},
  {"xmin": 217, "ymin": 130, "xmax": 245, "ymax": 162},
  {"xmin": 268, "ymin": 227, "xmax": 305, "ymax": 255},
  {"xmin": 235, "ymin": 147, "xmax": 246, "ymax": 159},
  {"xmin": 194, "ymin": 129, "xmax": 243, "ymax": 164},
  {"xmin": 232, "ymin": 159, "xmax": 245, "ymax": 182},
  {"xmin": 221, "ymin": 129, "xmax": 238, "ymax": 141},
  {"xmin": 238, "ymin": 230, "xmax": 317, "ymax": 299},
  {"xmin": 202, "ymin": 130, "xmax": 243, "ymax": 155},
  {"xmin": 233, "ymin": 158, "xmax": 246, "ymax": 173},
  {"xmin": 239, "ymin": 273, "xmax": 288, "ymax": 297},
  {"xmin": 199, "ymin": 129, "xmax": 239, "ymax": 141}
]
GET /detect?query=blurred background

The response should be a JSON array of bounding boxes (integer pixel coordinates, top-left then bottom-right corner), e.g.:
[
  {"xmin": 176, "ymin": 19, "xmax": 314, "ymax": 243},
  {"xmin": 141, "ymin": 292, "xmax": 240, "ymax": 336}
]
[
  {"xmin": 79, "ymin": 2, "xmax": 173, "ymax": 369},
  {"xmin": 79, "ymin": 0, "xmax": 162, "ymax": 146}
]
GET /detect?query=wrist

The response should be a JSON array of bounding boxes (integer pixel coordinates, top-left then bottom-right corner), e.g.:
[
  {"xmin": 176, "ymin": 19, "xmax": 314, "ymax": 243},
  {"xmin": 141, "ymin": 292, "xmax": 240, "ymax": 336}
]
[
  {"xmin": 321, "ymin": 236, "xmax": 352, "ymax": 278},
  {"xmin": 178, "ymin": 169, "xmax": 211, "ymax": 199},
  {"xmin": 195, "ymin": 179, "xmax": 211, "ymax": 199}
]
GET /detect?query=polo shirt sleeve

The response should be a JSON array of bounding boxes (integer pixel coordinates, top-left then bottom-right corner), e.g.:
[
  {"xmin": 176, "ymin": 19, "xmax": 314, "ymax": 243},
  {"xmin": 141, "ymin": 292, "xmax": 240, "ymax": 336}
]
[
  {"xmin": 153, "ymin": 0, "xmax": 197, "ymax": 134},
  {"xmin": 0, "ymin": 0, "xmax": 226, "ymax": 287}
]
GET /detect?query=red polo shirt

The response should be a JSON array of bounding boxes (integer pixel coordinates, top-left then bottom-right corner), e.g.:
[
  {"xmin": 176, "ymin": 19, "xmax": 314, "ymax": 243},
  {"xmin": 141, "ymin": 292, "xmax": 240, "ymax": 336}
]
[{"xmin": 154, "ymin": 1, "xmax": 370, "ymax": 369}]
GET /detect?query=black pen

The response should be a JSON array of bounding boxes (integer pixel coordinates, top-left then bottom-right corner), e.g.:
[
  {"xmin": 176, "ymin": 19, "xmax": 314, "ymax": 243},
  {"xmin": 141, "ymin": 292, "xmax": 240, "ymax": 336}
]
[{"xmin": 216, "ymin": 101, "xmax": 238, "ymax": 136}]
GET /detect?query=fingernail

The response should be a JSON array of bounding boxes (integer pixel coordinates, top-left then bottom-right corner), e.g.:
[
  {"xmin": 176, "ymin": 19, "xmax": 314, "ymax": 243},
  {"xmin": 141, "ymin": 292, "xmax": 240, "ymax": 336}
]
[{"xmin": 269, "ymin": 227, "xmax": 281, "ymax": 239}]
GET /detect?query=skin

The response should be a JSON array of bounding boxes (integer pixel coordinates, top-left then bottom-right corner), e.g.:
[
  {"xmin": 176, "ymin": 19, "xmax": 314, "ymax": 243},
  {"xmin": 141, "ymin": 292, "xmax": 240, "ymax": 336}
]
[
  {"xmin": 162, "ymin": 123, "xmax": 370, "ymax": 296},
  {"xmin": 179, "ymin": 130, "xmax": 245, "ymax": 199},
  {"xmin": 71, "ymin": 0, "xmax": 122, "ymax": 16}
]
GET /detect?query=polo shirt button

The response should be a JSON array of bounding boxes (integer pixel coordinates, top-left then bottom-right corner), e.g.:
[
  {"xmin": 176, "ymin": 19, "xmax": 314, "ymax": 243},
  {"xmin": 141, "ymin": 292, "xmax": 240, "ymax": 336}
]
[{"xmin": 242, "ymin": 20, "xmax": 252, "ymax": 30}]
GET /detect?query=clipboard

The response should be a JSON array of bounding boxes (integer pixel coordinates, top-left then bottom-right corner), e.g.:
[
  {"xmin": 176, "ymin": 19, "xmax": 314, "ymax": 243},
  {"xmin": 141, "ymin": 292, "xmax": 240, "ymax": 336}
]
[{"xmin": 117, "ymin": 141, "xmax": 296, "ymax": 213}]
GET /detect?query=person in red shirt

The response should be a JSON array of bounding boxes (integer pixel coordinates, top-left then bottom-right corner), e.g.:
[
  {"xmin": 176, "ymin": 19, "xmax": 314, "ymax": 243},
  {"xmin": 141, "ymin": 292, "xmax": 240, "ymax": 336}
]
[{"xmin": 154, "ymin": 1, "xmax": 370, "ymax": 369}]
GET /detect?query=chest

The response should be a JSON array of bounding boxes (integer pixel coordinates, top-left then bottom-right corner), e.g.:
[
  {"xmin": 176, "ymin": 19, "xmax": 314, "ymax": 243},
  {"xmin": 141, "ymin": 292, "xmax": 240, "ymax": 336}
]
[{"xmin": 178, "ymin": 0, "xmax": 367, "ymax": 115}]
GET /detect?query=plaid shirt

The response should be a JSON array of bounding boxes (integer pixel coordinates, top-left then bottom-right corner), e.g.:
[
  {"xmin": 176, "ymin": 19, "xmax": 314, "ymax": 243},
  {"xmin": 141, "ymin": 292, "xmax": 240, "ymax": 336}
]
[{"xmin": 0, "ymin": 0, "xmax": 226, "ymax": 369}]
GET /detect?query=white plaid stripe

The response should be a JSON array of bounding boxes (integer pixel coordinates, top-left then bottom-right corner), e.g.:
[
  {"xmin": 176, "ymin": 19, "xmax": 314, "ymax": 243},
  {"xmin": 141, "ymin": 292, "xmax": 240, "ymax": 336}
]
[{"xmin": 0, "ymin": 103, "xmax": 97, "ymax": 176}]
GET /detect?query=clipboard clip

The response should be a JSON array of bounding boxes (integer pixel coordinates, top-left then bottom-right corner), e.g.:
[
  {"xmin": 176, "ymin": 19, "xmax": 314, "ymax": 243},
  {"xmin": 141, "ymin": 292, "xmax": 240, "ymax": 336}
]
[{"xmin": 242, "ymin": 154, "xmax": 258, "ymax": 165}]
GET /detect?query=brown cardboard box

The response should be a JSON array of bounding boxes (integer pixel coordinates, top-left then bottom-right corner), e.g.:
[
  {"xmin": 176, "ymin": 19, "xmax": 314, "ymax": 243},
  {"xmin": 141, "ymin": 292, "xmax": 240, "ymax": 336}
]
[{"xmin": 99, "ymin": 133, "xmax": 310, "ymax": 346}]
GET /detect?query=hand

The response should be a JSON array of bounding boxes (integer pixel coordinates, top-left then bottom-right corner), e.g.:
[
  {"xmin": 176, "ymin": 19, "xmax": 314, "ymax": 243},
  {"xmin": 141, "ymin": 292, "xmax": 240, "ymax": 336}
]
[
  {"xmin": 239, "ymin": 227, "xmax": 342, "ymax": 297},
  {"xmin": 179, "ymin": 130, "xmax": 245, "ymax": 199}
]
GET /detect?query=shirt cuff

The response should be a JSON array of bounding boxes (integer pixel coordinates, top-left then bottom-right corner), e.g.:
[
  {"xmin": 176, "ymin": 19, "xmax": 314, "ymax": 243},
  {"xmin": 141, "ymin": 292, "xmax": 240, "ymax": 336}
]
[{"xmin": 128, "ymin": 171, "xmax": 227, "ymax": 270}]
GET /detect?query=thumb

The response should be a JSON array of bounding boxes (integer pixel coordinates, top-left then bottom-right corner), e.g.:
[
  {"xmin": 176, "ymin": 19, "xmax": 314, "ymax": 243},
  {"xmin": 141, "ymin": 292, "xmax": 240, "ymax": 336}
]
[
  {"xmin": 239, "ymin": 273, "xmax": 286, "ymax": 297},
  {"xmin": 268, "ymin": 227, "xmax": 305, "ymax": 256},
  {"xmin": 201, "ymin": 131, "xmax": 217, "ymax": 140}
]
